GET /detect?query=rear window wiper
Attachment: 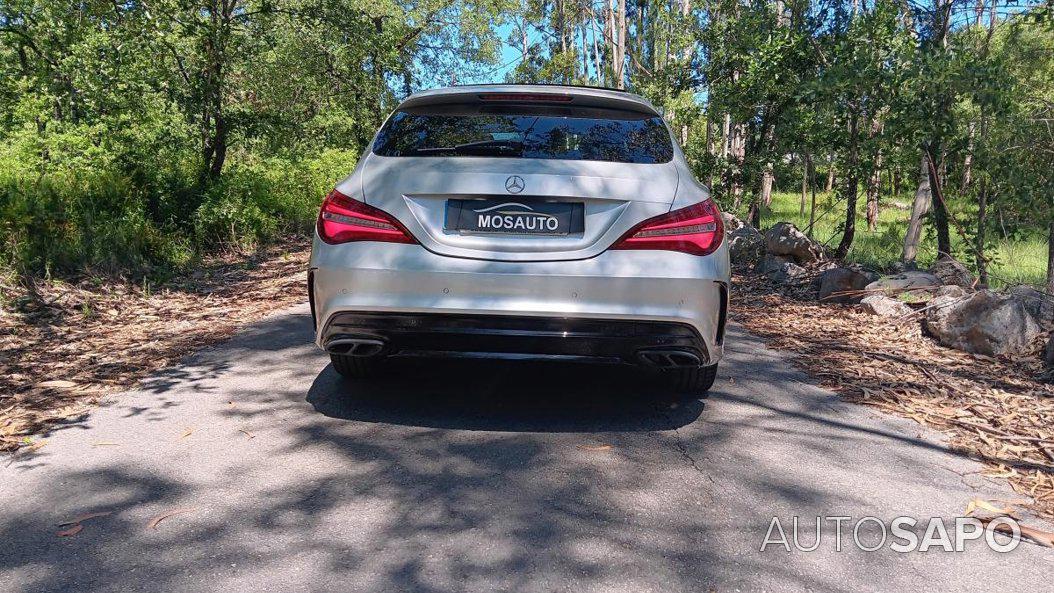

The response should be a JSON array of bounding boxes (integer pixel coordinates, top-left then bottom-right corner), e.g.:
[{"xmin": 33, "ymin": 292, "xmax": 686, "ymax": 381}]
[{"xmin": 411, "ymin": 139, "xmax": 524, "ymax": 156}]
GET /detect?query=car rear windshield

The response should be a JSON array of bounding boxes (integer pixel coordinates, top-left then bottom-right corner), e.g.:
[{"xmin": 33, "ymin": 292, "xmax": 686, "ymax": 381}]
[{"xmin": 372, "ymin": 103, "xmax": 674, "ymax": 164}]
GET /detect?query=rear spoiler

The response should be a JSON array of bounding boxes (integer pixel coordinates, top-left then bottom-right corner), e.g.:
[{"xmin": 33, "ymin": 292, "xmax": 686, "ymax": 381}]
[{"xmin": 396, "ymin": 85, "xmax": 662, "ymax": 117}]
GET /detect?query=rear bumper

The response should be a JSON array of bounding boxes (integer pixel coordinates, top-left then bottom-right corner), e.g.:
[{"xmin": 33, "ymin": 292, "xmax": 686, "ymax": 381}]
[
  {"xmin": 319, "ymin": 312, "xmax": 711, "ymax": 366},
  {"xmin": 309, "ymin": 236, "xmax": 730, "ymax": 364}
]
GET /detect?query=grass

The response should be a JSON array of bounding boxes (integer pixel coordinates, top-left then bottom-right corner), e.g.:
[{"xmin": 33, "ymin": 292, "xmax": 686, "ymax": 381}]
[{"xmin": 732, "ymin": 190, "xmax": 1048, "ymax": 288}]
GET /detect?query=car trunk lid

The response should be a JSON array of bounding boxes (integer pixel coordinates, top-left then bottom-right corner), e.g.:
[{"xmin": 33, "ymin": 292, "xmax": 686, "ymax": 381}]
[{"xmin": 356, "ymin": 155, "xmax": 679, "ymax": 262}]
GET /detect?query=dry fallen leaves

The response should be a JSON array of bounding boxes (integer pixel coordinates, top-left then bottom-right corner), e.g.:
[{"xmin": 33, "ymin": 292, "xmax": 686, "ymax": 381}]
[
  {"xmin": 56, "ymin": 524, "xmax": 83, "ymax": 537},
  {"xmin": 981, "ymin": 516, "xmax": 1054, "ymax": 548},
  {"xmin": 0, "ymin": 238, "xmax": 310, "ymax": 453},
  {"xmin": 732, "ymin": 271, "xmax": 1054, "ymax": 521},
  {"xmin": 55, "ymin": 510, "xmax": 112, "ymax": 537},
  {"xmin": 147, "ymin": 508, "xmax": 196, "ymax": 530},
  {"xmin": 578, "ymin": 444, "xmax": 613, "ymax": 451},
  {"xmin": 58, "ymin": 511, "xmax": 112, "ymax": 526}
]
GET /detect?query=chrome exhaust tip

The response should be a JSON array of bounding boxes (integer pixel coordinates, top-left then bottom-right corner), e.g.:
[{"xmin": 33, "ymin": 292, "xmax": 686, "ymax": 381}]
[
  {"xmin": 636, "ymin": 349, "xmax": 702, "ymax": 368},
  {"xmin": 324, "ymin": 337, "xmax": 386, "ymax": 357}
]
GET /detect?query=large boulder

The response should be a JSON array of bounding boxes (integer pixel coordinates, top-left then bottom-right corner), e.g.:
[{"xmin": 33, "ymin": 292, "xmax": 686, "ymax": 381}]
[
  {"xmin": 924, "ymin": 289, "xmax": 1044, "ymax": 356},
  {"xmin": 765, "ymin": 222, "xmax": 824, "ymax": 264},
  {"xmin": 860, "ymin": 295, "xmax": 914, "ymax": 318},
  {"xmin": 928, "ymin": 256, "xmax": 976, "ymax": 289},
  {"xmin": 818, "ymin": 266, "xmax": 880, "ymax": 303},
  {"xmin": 864, "ymin": 271, "xmax": 942, "ymax": 303},
  {"xmin": 1008, "ymin": 286, "xmax": 1054, "ymax": 331},
  {"xmin": 723, "ymin": 214, "xmax": 765, "ymax": 266},
  {"xmin": 758, "ymin": 254, "xmax": 807, "ymax": 284}
]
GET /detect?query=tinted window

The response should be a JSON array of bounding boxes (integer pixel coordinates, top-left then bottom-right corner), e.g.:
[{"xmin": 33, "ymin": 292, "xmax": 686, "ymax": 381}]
[{"xmin": 373, "ymin": 104, "xmax": 673, "ymax": 164}]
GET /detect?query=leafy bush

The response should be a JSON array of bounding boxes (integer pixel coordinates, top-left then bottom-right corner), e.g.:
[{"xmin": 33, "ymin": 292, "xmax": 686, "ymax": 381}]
[{"xmin": 0, "ymin": 142, "xmax": 359, "ymax": 278}]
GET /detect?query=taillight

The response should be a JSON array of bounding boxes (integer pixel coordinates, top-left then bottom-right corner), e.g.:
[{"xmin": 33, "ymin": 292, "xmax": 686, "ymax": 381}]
[
  {"xmin": 316, "ymin": 189, "xmax": 417, "ymax": 245},
  {"xmin": 611, "ymin": 199, "xmax": 724, "ymax": 256}
]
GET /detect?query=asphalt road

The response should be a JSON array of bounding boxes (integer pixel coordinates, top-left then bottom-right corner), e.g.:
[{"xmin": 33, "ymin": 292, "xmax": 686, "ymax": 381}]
[{"xmin": 2, "ymin": 304, "xmax": 1051, "ymax": 592}]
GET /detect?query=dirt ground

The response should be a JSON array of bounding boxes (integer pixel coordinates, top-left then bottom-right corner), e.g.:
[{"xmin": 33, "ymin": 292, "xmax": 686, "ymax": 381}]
[{"xmin": 1, "ymin": 239, "xmax": 310, "ymax": 453}]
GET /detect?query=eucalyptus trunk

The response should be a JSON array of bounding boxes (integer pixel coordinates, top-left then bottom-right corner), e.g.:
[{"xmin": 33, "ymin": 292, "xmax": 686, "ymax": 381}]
[{"xmin": 902, "ymin": 155, "xmax": 933, "ymax": 266}]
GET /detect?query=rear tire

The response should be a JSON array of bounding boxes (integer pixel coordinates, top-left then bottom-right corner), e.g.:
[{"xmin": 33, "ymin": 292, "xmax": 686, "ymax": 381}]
[
  {"xmin": 667, "ymin": 364, "xmax": 718, "ymax": 396},
  {"xmin": 330, "ymin": 353, "xmax": 381, "ymax": 379}
]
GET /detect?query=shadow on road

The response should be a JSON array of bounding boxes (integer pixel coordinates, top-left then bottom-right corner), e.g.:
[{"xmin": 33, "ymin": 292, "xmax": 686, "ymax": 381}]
[
  {"xmin": 306, "ymin": 358, "xmax": 706, "ymax": 432},
  {"xmin": 4, "ymin": 308, "xmax": 1048, "ymax": 593}
]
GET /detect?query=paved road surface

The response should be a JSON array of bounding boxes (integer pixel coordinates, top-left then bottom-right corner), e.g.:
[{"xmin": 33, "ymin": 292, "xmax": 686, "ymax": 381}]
[{"xmin": 2, "ymin": 304, "xmax": 1051, "ymax": 592}]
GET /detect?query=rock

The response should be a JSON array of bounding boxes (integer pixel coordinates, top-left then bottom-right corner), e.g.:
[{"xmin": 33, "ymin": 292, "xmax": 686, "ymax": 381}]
[
  {"xmin": 860, "ymin": 294, "xmax": 914, "ymax": 317},
  {"xmin": 726, "ymin": 222, "xmax": 765, "ymax": 266},
  {"xmin": 935, "ymin": 284, "xmax": 967, "ymax": 299},
  {"xmin": 818, "ymin": 267, "xmax": 880, "ymax": 303},
  {"xmin": 1045, "ymin": 334, "xmax": 1054, "ymax": 367},
  {"xmin": 764, "ymin": 222, "xmax": 824, "ymax": 264},
  {"xmin": 928, "ymin": 256, "xmax": 975, "ymax": 289},
  {"xmin": 864, "ymin": 271, "xmax": 942, "ymax": 303},
  {"xmin": 924, "ymin": 289, "xmax": 1044, "ymax": 356},
  {"xmin": 758, "ymin": 254, "xmax": 807, "ymax": 284},
  {"xmin": 1009, "ymin": 286, "xmax": 1054, "ymax": 331},
  {"xmin": 721, "ymin": 212, "xmax": 744, "ymax": 231}
]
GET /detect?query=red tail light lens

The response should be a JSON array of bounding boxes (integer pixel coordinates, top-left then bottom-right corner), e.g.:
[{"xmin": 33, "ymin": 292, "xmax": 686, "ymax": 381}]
[
  {"xmin": 317, "ymin": 189, "xmax": 417, "ymax": 245},
  {"xmin": 611, "ymin": 199, "xmax": 724, "ymax": 256}
]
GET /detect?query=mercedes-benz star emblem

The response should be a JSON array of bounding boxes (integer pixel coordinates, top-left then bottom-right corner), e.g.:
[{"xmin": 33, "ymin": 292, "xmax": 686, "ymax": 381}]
[{"xmin": 505, "ymin": 175, "xmax": 525, "ymax": 194}]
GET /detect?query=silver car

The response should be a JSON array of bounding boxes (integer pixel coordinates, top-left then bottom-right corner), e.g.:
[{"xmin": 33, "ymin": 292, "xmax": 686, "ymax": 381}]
[{"xmin": 308, "ymin": 85, "xmax": 730, "ymax": 394}]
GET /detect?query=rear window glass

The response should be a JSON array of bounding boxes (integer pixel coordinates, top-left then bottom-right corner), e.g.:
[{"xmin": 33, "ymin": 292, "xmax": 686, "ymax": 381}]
[{"xmin": 372, "ymin": 104, "xmax": 673, "ymax": 164}]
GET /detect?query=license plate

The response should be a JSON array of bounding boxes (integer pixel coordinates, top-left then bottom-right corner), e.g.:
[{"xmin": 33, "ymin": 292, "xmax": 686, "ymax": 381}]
[{"xmin": 445, "ymin": 199, "xmax": 584, "ymax": 236}]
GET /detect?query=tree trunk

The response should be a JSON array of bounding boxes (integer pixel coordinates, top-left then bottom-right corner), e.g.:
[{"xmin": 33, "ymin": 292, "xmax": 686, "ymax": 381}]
[
  {"xmin": 926, "ymin": 149, "xmax": 952, "ymax": 257},
  {"xmin": 962, "ymin": 122, "xmax": 975, "ymax": 191},
  {"xmin": 800, "ymin": 153, "xmax": 810, "ymax": 217},
  {"xmin": 866, "ymin": 149, "xmax": 882, "ymax": 232},
  {"xmin": 902, "ymin": 154, "xmax": 933, "ymax": 266},
  {"xmin": 729, "ymin": 123, "xmax": 746, "ymax": 204},
  {"xmin": 747, "ymin": 199, "xmax": 760, "ymax": 228},
  {"xmin": 808, "ymin": 175, "xmax": 818, "ymax": 239},
  {"xmin": 720, "ymin": 113, "xmax": 730, "ymax": 158},
  {"xmin": 589, "ymin": 7, "xmax": 603, "ymax": 83},
  {"xmin": 1048, "ymin": 220, "xmax": 1054, "ymax": 294},
  {"xmin": 761, "ymin": 163, "xmax": 774, "ymax": 208},
  {"xmin": 976, "ymin": 176, "xmax": 988, "ymax": 286},
  {"xmin": 835, "ymin": 112, "xmax": 861, "ymax": 259},
  {"xmin": 611, "ymin": 0, "xmax": 627, "ymax": 89},
  {"xmin": 825, "ymin": 163, "xmax": 835, "ymax": 192}
]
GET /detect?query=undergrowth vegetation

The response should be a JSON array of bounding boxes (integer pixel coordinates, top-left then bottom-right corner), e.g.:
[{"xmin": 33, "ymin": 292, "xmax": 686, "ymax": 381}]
[
  {"xmin": 747, "ymin": 191, "xmax": 1049, "ymax": 287},
  {"xmin": 0, "ymin": 143, "xmax": 357, "ymax": 280}
]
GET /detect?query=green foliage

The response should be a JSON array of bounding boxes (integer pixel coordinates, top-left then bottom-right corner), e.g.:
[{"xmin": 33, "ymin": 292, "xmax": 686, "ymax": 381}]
[
  {"xmin": 0, "ymin": 150, "xmax": 358, "ymax": 277},
  {"xmin": 3, "ymin": 0, "xmax": 1053, "ymax": 288},
  {"xmin": 0, "ymin": 0, "xmax": 508, "ymax": 279}
]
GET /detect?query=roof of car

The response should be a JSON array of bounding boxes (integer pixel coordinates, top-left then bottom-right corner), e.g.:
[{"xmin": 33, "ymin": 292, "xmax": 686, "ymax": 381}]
[{"xmin": 395, "ymin": 84, "xmax": 661, "ymax": 116}]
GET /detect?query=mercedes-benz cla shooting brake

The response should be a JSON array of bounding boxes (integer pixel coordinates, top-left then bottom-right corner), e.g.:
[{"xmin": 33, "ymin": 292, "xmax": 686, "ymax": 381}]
[{"xmin": 308, "ymin": 85, "xmax": 730, "ymax": 394}]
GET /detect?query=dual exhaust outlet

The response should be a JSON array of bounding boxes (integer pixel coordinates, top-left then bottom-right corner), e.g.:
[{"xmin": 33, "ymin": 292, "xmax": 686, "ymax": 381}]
[{"xmin": 325, "ymin": 336, "xmax": 703, "ymax": 368}]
